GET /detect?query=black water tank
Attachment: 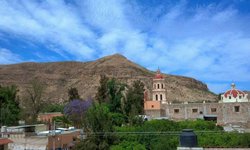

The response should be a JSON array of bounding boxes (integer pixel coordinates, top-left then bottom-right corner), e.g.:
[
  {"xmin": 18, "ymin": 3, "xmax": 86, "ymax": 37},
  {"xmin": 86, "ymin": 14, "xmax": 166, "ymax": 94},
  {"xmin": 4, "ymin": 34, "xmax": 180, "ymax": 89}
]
[{"xmin": 180, "ymin": 129, "xmax": 198, "ymax": 147}]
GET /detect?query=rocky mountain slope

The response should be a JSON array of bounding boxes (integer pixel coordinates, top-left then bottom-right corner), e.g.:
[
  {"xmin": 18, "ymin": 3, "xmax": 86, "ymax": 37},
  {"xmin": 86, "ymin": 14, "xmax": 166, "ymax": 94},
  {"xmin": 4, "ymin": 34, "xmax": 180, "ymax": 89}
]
[
  {"xmin": 244, "ymin": 91, "xmax": 250, "ymax": 99},
  {"xmin": 0, "ymin": 54, "xmax": 217, "ymax": 103}
]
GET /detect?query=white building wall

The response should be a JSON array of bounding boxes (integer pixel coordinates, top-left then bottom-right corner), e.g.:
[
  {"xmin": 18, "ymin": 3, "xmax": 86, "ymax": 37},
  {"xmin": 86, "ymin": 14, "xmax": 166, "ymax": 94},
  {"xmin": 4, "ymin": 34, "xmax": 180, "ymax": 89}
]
[
  {"xmin": 152, "ymin": 78, "xmax": 166, "ymax": 103},
  {"xmin": 221, "ymin": 94, "xmax": 248, "ymax": 103}
]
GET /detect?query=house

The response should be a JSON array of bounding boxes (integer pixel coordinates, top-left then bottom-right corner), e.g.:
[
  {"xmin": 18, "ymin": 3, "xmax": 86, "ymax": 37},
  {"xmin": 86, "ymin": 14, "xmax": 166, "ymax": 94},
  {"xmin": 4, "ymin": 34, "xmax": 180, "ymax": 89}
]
[
  {"xmin": 0, "ymin": 138, "xmax": 13, "ymax": 150},
  {"xmin": 5, "ymin": 125, "xmax": 80, "ymax": 150},
  {"xmin": 47, "ymin": 130, "xmax": 80, "ymax": 150}
]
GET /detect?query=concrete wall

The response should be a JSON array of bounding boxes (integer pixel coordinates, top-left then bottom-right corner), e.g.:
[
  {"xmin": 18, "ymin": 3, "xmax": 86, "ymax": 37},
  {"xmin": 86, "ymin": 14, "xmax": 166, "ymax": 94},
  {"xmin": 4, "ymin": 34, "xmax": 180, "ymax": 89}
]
[
  {"xmin": 144, "ymin": 110, "xmax": 161, "ymax": 118},
  {"xmin": 47, "ymin": 131, "xmax": 80, "ymax": 149},
  {"xmin": 146, "ymin": 102, "xmax": 250, "ymax": 125},
  {"xmin": 144, "ymin": 101, "xmax": 161, "ymax": 110},
  {"xmin": 8, "ymin": 136, "xmax": 47, "ymax": 150}
]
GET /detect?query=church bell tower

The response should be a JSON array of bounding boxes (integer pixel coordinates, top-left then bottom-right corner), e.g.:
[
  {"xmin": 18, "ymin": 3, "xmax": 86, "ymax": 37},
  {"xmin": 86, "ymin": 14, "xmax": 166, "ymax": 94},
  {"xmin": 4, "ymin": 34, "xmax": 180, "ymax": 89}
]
[{"xmin": 152, "ymin": 69, "xmax": 167, "ymax": 103}]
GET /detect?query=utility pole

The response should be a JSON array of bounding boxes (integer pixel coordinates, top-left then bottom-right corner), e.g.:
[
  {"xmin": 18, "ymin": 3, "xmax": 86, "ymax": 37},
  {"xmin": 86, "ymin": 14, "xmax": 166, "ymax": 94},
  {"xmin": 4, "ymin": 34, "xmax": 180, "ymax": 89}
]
[{"xmin": 52, "ymin": 121, "xmax": 56, "ymax": 150}]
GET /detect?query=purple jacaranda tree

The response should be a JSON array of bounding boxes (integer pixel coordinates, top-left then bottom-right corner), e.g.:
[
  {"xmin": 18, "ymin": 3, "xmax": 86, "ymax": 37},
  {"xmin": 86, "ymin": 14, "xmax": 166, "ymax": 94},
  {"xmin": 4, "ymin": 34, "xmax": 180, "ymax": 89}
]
[{"xmin": 64, "ymin": 99, "xmax": 92, "ymax": 128}]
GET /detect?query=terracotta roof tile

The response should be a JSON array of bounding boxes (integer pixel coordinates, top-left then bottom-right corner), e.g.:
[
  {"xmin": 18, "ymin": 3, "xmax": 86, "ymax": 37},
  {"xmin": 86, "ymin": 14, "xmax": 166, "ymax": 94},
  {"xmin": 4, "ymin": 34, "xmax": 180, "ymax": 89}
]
[{"xmin": 0, "ymin": 138, "xmax": 13, "ymax": 145}]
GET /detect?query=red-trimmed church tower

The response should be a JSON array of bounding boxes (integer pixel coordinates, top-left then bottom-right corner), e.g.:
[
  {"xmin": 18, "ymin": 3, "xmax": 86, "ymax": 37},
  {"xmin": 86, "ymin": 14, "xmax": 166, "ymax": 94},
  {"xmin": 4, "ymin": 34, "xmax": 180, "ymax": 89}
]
[
  {"xmin": 152, "ymin": 69, "xmax": 167, "ymax": 103},
  {"xmin": 144, "ymin": 69, "xmax": 166, "ymax": 117}
]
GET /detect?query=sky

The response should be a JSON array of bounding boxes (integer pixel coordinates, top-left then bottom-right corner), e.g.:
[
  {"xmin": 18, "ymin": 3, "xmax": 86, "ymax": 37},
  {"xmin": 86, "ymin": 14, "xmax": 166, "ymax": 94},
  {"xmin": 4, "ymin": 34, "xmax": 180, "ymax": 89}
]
[{"xmin": 0, "ymin": 0, "xmax": 250, "ymax": 94}]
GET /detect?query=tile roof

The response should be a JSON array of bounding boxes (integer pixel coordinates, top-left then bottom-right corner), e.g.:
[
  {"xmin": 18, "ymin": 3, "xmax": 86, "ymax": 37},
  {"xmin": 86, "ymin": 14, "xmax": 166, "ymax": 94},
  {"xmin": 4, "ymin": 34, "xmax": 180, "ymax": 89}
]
[{"xmin": 0, "ymin": 138, "xmax": 13, "ymax": 145}]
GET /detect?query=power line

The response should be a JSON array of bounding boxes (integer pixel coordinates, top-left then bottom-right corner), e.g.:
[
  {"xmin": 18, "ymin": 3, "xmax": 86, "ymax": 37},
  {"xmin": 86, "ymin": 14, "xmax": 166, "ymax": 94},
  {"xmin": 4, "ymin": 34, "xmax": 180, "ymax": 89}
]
[{"xmin": 82, "ymin": 130, "xmax": 230, "ymax": 136}]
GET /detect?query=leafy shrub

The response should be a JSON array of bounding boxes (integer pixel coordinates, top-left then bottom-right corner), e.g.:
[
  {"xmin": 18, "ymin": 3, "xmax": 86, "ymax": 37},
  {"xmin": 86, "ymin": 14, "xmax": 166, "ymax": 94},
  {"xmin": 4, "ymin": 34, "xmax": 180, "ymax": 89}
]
[{"xmin": 110, "ymin": 141, "xmax": 146, "ymax": 150}]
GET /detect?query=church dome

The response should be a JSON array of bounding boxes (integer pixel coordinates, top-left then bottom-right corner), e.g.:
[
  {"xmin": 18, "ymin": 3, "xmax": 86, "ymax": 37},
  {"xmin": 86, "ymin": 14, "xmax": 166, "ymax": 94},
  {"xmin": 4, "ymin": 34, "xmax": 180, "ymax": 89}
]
[
  {"xmin": 224, "ymin": 83, "xmax": 245, "ymax": 98},
  {"xmin": 154, "ymin": 69, "xmax": 164, "ymax": 79}
]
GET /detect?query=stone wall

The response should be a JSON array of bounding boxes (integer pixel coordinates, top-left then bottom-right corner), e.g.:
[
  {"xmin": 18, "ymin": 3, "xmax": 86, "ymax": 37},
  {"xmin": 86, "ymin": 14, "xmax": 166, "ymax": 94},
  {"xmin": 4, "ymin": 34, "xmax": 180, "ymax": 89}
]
[
  {"xmin": 144, "ymin": 110, "xmax": 161, "ymax": 118},
  {"xmin": 146, "ymin": 102, "xmax": 250, "ymax": 125}
]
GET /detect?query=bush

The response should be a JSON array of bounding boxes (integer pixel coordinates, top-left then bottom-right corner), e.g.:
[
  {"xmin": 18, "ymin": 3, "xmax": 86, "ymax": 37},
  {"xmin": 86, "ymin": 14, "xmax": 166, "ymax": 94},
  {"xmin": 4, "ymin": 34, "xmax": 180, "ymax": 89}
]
[
  {"xmin": 114, "ymin": 119, "xmax": 250, "ymax": 149},
  {"xmin": 110, "ymin": 141, "xmax": 146, "ymax": 150},
  {"xmin": 110, "ymin": 113, "xmax": 126, "ymax": 126},
  {"xmin": 41, "ymin": 104, "xmax": 65, "ymax": 113}
]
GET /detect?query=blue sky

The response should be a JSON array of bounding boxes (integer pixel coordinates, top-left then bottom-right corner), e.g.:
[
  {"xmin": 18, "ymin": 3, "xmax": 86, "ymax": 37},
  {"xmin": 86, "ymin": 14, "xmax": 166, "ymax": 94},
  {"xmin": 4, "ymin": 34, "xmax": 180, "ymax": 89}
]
[{"xmin": 0, "ymin": 0, "xmax": 250, "ymax": 93}]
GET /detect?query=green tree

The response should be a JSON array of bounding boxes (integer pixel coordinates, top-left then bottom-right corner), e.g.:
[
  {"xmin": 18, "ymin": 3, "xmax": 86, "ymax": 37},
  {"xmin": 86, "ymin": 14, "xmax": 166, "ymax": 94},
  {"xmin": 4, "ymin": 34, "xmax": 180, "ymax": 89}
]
[
  {"xmin": 110, "ymin": 112, "xmax": 126, "ymax": 127},
  {"xmin": 0, "ymin": 85, "xmax": 20, "ymax": 126},
  {"xmin": 68, "ymin": 87, "xmax": 80, "ymax": 101},
  {"xmin": 84, "ymin": 104, "xmax": 113, "ymax": 133},
  {"xmin": 22, "ymin": 79, "xmax": 47, "ymax": 124},
  {"xmin": 107, "ymin": 78, "xmax": 126, "ymax": 113},
  {"xmin": 124, "ymin": 80, "xmax": 144, "ymax": 117},
  {"xmin": 52, "ymin": 116, "xmax": 72, "ymax": 128},
  {"xmin": 114, "ymin": 119, "xmax": 250, "ymax": 149},
  {"xmin": 41, "ymin": 104, "xmax": 65, "ymax": 113},
  {"xmin": 150, "ymin": 137, "xmax": 178, "ymax": 150},
  {"xmin": 95, "ymin": 75, "xmax": 109, "ymax": 104},
  {"xmin": 95, "ymin": 77, "xmax": 126, "ymax": 114},
  {"xmin": 110, "ymin": 141, "xmax": 146, "ymax": 150},
  {"xmin": 76, "ymin": 104, "xmax": 116, "ymax": 150}
]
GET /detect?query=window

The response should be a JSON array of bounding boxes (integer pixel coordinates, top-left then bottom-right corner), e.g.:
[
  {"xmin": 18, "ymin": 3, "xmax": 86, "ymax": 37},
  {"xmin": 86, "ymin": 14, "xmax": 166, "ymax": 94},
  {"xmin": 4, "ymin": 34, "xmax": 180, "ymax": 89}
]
[
  {"xmin": 162, "ymin": 84, "xmax": 164, "ymax": 89},
  {"xmin": 234, "ymin": 106, "xmax": 240, "ymax": 112},
  {"xmin": 174, "ymin": 109, "xmax": 179, "ymax": 113},
  {"xmin": 239, "ymin": 96, "xmax": 242, "ymax": 99},
  {"xmin": 151, "ymin": 105, "xmax": 154, "ymax": 108},
  {"xmin": 155, "ymin": 95, "xmax": 158, "ymax": 101},
  {"xmin": 154, "ymin": 84, "xmax": 156, "ymax": 89},
  {"xmin": 211, "ymin": 108, "xmax": 217, "ymax": 112},
  {"xmin": 160, "ymin": 94, "xmax": 162, "ymax": 100},
  {"xmin": 158, "ymin": 84, "xmax": 160, "ymax": 89},
  {"xmin": 229, "ymin": 96, "xmax": 231, "ymax": 99},
  {"xmin": 192, "ymin": 108, "xmax": 198, "ymax": 113}
]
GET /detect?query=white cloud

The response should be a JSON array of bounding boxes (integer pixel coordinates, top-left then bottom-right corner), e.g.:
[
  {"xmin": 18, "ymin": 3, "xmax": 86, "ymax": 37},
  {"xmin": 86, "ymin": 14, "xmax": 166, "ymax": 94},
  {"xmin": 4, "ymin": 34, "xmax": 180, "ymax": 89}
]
[
  {"xmin": 78, "ymin": 0, "xmax": 131, "ymax": 32},
  {"xmin": 0, "ymin": 0, "xmax": 96, "ymax": 59},
  {"xmin": 0, "ymin": 48, "xmax": 21, "ymax": 64}
]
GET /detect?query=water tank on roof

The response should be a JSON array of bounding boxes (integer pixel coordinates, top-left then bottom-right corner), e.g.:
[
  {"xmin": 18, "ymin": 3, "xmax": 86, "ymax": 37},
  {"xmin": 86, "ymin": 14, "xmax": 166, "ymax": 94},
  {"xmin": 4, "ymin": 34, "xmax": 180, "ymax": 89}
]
[
  {"xmin": 1, "ymin": 126, "xmax": 7, "ymax": 133},
  {"xmin": 179, "ymin": 129, "xmax": 198, "ymax": 147}
]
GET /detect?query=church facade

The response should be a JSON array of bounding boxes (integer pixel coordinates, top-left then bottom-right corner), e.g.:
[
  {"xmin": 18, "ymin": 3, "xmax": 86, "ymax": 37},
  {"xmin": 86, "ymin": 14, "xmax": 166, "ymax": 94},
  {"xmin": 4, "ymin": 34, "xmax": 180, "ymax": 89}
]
[{"xmin": 144, "ymin": 70, "xmax": 250, "ymax": 126}]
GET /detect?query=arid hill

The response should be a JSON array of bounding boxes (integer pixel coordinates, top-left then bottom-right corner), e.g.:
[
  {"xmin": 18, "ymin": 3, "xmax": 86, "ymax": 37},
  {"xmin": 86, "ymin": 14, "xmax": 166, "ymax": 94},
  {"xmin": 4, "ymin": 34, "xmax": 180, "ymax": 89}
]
[
  {"xmin": 244, "ymin": 91, "xmax": 250, "ymax": 99},
  {"xmin": 0, "ymin": 54, "xmax": 217, "ymax": 103}
]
